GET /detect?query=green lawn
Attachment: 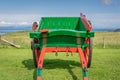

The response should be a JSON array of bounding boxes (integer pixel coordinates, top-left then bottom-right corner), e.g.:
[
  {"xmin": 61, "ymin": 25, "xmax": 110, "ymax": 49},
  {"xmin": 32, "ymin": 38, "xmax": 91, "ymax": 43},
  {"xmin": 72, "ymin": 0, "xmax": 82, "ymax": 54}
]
[{"xmin": 0, "ymin": 48, "xmax": 120, "ymax": 80}]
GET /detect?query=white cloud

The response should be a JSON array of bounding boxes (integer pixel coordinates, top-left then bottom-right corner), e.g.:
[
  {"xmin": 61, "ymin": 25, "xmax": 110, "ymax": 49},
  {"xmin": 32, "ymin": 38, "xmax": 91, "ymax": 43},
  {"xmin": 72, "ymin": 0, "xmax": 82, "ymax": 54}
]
[
  {"xmin": 0, "ymin": 21, "xmax": 32, "ymax": 27},
  {"xmin": 0, "ymin": 21, "xmax": 12, "ymax": 25},
  {"xmin": 0, "ymin": 14, "xmax": 41, "ymax": 27},
  {"xmin": 0, "ymin": 21, "xmax": 15, "ymax": 26},
  {"xmin": 87, "ymin": 13, "xmax": 120, "ymax": 29},
  {"xmin": 101, "ymin": 0, "xmax": 113, "ymax": 5},
  {"xmin": 18, "ymin": 22, "xmax": 31, "ymax": 26}
]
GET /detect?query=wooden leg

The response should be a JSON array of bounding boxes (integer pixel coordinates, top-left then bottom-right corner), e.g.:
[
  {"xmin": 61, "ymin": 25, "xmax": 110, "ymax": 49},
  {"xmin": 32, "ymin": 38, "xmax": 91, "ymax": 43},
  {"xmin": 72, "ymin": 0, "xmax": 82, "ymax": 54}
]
[
  {"xmin": 78, "ymin": 48, "xmax": 88, "ymax": 80},
  {"xmin": 36, "ymin": 48, "xmax": 46, "ymax": 80}
]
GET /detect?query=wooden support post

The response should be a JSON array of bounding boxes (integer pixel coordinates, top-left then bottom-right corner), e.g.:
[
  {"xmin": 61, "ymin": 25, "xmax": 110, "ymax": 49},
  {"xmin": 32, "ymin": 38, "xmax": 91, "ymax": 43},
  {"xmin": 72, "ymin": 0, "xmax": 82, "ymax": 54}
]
[
  {"xmin": 0, "ymin": 35, "xmax": 1, "ymax": 39},
  {"xmin": 0, "ymin": 35, "xmax": 1, "ymax": 46},
  {"xmin": 77, "ymin": 48, "xmax": 88, "ymax": 80}
]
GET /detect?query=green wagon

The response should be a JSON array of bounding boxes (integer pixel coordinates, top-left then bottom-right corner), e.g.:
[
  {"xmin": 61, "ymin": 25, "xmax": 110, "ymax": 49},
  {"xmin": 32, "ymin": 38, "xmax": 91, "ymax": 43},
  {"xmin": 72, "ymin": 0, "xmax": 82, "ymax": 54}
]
[{"xmin": 30, "ymin": 13, "xmax": 94, "ymax": 80}]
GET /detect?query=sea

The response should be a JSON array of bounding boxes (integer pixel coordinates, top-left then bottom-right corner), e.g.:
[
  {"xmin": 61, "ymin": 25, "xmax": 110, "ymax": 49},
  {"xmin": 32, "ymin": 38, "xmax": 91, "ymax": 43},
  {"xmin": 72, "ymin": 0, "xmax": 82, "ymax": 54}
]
[
  {"xmin": 0, "ymin": 26, "xmax": 31, "ymax": 34},
  {"xmin": 0, "ymin": 26, "xmax": 114, "ymax": 34}
]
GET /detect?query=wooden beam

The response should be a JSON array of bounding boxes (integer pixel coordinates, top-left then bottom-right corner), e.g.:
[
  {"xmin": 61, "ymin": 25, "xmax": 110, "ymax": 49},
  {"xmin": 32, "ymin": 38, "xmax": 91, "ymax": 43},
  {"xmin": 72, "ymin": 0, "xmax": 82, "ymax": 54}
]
[{"xmin": 1, "ymin": 38, "xmax": 20, "ymax": 48}]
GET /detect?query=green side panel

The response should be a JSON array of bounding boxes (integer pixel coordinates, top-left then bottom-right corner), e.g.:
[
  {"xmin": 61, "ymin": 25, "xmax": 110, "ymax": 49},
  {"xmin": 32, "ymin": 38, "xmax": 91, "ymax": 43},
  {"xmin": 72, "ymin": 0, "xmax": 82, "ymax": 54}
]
[
  {"xmin": 38, "ymin": 36, "xmax": 85, "ymax": 48},
  {"xmin": 46, "ymin": 35, "xmax": 77, "ymax": 46},
  {"xmin": 29, "ymin": 30, "xmax": 94, "ymax": 38},
  {"xmin": 75, "ymin": 18, "xmax": 86, "ymax": 31},
  {"xmin": 30, "ymin": 32, "xmax": 42, "ymax": 38},
  {"xmin": 48, "ymin": 30, "xmax": 86, "ymax": 37},
  {"xmin": 48, "ymin": 30, "xmax": 94, "ymax": 38},
  {"xmin": 38, "ymin": 17, "xmax": 85, "ymax": 31}
]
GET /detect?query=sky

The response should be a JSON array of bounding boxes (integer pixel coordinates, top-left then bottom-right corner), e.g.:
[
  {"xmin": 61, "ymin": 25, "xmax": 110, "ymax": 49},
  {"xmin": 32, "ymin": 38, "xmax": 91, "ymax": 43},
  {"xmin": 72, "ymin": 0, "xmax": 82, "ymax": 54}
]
[{"xmin": 0, "ymin": 0, "xmax": 120, "ymax": 29}]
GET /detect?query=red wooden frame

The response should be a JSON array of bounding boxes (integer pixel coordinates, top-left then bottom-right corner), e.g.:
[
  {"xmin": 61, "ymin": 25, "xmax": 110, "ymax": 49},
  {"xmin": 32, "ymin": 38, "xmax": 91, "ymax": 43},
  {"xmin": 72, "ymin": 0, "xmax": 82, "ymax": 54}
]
[
  {"xmin": 40, "ymin": 30, "xmax": 48, "ymax": 33},
  {"xmin": 36, "ymin": 47, "xmax": 88, "ymax": 80}
]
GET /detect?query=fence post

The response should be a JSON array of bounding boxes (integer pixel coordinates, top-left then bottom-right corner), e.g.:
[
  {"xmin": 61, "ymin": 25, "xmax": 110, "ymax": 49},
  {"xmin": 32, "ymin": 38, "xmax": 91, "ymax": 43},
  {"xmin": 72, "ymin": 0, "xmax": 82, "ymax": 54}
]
[
  {"xmin": 103, "ymin": 37, "xmax": 105, "ymax": 48},
  {"xmin": 0, "ymin": 35, "xmax": 1, "ymax": 46}
]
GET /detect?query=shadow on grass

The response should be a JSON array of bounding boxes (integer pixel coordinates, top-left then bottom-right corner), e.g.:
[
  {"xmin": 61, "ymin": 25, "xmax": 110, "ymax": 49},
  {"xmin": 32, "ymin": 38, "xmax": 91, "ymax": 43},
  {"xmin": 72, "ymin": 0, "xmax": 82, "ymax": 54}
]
[
  {"xmin": 22, "ymin": 59, "xmax": 81, "ymax": 80},
  {"xmin": 22, "ymin": 59, "xmax": 35, "ymax": 70}
]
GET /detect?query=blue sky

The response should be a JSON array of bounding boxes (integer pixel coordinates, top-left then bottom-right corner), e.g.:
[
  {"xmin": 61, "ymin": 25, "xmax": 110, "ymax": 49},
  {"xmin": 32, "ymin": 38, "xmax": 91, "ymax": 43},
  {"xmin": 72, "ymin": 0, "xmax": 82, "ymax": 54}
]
[{"xmin": 0, "ymin": 0, "xmax": 120, "ymax": 29}]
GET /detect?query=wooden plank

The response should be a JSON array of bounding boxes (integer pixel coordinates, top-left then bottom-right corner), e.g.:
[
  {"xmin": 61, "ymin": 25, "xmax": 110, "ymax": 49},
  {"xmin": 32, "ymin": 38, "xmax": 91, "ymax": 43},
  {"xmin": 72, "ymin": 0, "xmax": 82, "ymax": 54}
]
[{"xmin": 1, "ymin": 38, "xmax": 20, "ymax": 48}]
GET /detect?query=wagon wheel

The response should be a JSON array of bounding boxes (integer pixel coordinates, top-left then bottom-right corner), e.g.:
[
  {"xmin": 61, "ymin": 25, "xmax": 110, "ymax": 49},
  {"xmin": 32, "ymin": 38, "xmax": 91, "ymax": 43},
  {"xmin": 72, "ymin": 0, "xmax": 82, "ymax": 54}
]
[{"xmin": 84, "ymin": 38, "xmax": 92, "ymax": 68}]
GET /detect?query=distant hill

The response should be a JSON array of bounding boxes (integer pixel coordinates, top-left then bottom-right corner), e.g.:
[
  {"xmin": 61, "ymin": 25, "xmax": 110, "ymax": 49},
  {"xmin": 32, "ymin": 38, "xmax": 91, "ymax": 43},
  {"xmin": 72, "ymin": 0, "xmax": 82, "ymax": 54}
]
[{"xmin": 114, "ymin": 28, "xmax": 120, "ymax": 32}]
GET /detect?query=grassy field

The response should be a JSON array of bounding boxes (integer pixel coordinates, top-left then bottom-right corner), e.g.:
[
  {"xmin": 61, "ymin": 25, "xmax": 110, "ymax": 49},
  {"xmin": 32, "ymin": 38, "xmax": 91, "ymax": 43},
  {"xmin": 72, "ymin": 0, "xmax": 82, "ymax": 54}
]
[
  {"xmin": 0, "ymin": 31, "xmax": 31, "ymax": 48},
  {"xmin": 0, "ymin": 48, "xmax": 120, "ymax": 80},
  {"xmin": 93, "ymin": 32, "xmax": 120, "ymax": 48},
  {"xmin": 0, "ymin": 31, "xmax": 120, "ymax": 80}
]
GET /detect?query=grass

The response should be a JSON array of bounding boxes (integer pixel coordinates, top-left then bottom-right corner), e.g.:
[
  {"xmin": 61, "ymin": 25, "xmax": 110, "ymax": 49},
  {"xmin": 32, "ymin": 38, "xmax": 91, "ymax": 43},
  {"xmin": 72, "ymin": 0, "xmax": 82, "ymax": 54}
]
[
  {"xmin": 0, "ymin": 48, "xmax": 120, "ymax": 80},
  {"xmin": 0, "ymin": 31, "xmax": 31, "ymax": 48},
  {"xmin": 93, "ymin": 32, "xmax": 120, "ymax": 48}
]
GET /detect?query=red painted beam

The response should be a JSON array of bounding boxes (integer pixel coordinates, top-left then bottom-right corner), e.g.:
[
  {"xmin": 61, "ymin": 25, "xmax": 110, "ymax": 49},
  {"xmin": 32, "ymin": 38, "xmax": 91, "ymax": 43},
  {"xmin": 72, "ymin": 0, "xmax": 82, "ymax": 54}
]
[
  {"xmin": 78, "ymin": 48, "xmax": 87, "ymax": 68},
  {"xmin": 37, "ymin": 77, "xmax": 42, "ymax": 80},
  {"xmin": 38, "ymin": 48, "xmax": 46, "ymax": 68},
  {"xmin": 45, "ymin": 47, "xmax": 78, "ymax": 53},
  {"xmin": 40, "ymin": 29, "xmax": 48, "ymax": 33}
]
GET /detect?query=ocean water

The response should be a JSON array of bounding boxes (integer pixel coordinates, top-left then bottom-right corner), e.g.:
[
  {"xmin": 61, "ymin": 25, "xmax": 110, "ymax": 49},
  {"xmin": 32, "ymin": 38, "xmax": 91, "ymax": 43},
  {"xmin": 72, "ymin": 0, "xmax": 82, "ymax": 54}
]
[
  {"xmin": 0, "ymin": 26, "xmax": 31, "ymax": 34},
  {"xmin": 0, "ymin": 26, "xmax": 114, "ymax": 34}
]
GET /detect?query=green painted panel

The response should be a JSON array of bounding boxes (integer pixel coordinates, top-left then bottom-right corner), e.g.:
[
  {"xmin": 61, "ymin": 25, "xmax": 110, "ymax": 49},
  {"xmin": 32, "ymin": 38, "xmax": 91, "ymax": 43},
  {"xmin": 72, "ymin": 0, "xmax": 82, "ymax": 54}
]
[
  {"xmin": 38, "ymin": 17, "xmax": 85, "ymax": 31},
  {"xmin": 29, "ymin": 30, "xmax": 94, "ymax": 38}
]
